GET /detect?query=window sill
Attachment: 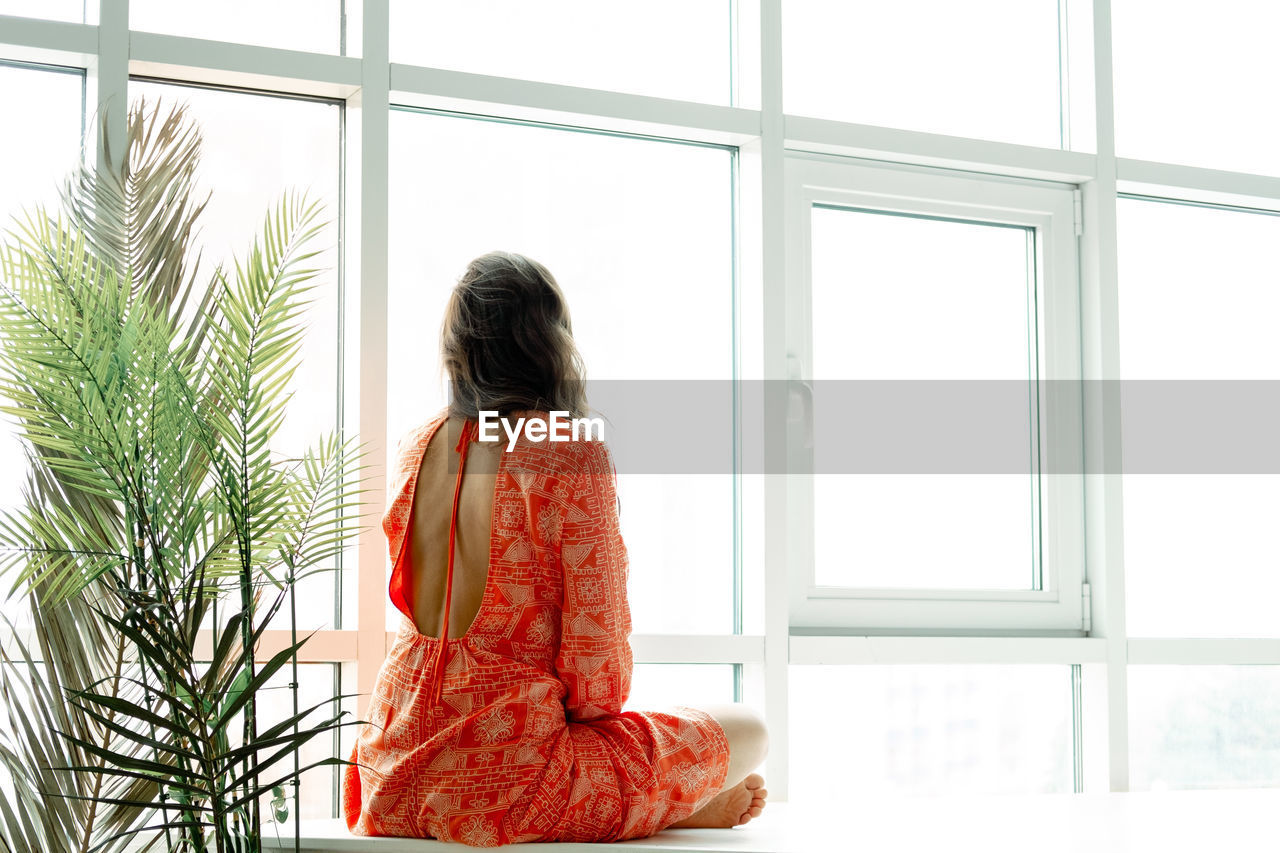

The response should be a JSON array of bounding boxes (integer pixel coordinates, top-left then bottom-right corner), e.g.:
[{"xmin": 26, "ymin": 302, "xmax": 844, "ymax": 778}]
[{"xmin": 264, "ymin": 788, "xmax": 1280, "ymax": 852}]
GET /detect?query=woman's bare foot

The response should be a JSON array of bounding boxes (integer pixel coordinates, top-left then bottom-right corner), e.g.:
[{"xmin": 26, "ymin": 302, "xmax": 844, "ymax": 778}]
[{"xmin": 669, "ymin": 774, "xmax": 768, "ymax": 829}]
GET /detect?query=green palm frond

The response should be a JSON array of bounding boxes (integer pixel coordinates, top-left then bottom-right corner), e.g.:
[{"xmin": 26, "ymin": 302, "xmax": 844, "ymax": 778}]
[
  {"xmin": 271, "ymin": 433, "xmax": 372, "ymax": 584},
  {"xmin": 57, "ymin": 93, "xmax": 215, "ymax": 336},
  {"xmin": 198, "ymin": 190, "xmax": 326, "ymax": 506},
  {"xmin": 0, "ymin": 469, "xmax": 156, "ymax": 853},
  {"xmin": 0, "ymin": 215, "xmax": 134, "ymax": 505},
  {"xmin": 0, "ymin": 95, "xmax": 367, "ymax": 853}
]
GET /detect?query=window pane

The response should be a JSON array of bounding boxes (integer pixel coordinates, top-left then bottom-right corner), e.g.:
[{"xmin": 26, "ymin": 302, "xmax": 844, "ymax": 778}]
[
  {"xmin": 791, "ymin": 664, "xmax": 1074, "ymax": 799},
  {"xmin": 1130, "ymin": 666, "xmax": 1280, "ymax": 791},
  {"xmin": 0, "ymin": 63, "xmax": 83, "ymax": 631},
  {"xmin": 783, "ymin": 0, "xmax": 1063, "ymax": 148},
  {"xmin": 130, "ymin": 0, "xmax": 342, "ymax": 54},
  {"xmin": 128, "ymin": 80, "xmax": 343, "ymax": 631},
  {"xmin": 1113, "ymin": 0, "xmax": 1280, "ymax": 176},
  {"xmin": 811, "ymin": 205, "xmax": 1037, "ymax": 589},
  {"xmin": 1118, "ymin": 199, "xmax": 1280, "ymax": 637},
  {"xmin": 252, "ymin": 663, "xmax": 341, "ymax": 819},
  {"xmin": 628, "ymin": 664, "xmax": 736, "ymax": 710},
  {"xmin": 0, "ymin": 63, "xmax": 82, "ymax": 516},
  {"xmin": 0, "ymin": 1, "xmax": 84, "ymax": 23},
  {"xmin": 387, "ymin": 110, "xmax": 735, "ymax": 635},
  {"xmin": 389, "ymin": 1, "xmax": 730, "ymax": 105}
]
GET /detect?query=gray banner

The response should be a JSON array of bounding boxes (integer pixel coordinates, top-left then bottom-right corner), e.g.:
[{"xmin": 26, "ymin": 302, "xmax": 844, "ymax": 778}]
[{"xmin": 450, "ymin": 380, "xmax": 1280, "ymax": 475}]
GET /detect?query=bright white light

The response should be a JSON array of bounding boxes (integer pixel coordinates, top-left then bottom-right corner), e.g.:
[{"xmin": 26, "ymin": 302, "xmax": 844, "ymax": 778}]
[
  {"xmin": 390, "ymin": 0, "xmax": 729, "ymax": 104},
  {"xmin": 810, "ymin": 206, "xmax": 1036, "ymax": 590},
  {"xmin": 1113, "ymin": 0, "xmax": 1280, "ymax": 176},
  {"xmin": 386, "ymin": 110, "xmax": 735, "ymax": 635},
  {"xmin": 1118, "ymin": 198, "xmax": 1280, "ymax": 638},
  {"xmin": 628, "ymin": 664, "xmax": 735, "ymax": 711},
  {"xmin": 0, "ymin": 1, "xmax": 82, "ymax": 22},
  {"xmin": 1129, "ymin": 666, "xmax": 1280, "ymax": 789},
  {"xmin": 130, "ymin": 0, "xmax": 341, "ymax": 54},
  {"xmin": 783, "ymin": 0, "xmax": 1063, "ymax": 148},
  {"xmin": 0, "ymin": 64, "xmax": 82, "ymax": 632},
  {"xmin": 790, "ymin": 664, "xmax": 1074, "ymax": 800}
]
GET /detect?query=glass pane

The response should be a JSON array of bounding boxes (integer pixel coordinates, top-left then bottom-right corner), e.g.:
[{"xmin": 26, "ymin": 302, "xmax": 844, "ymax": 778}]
[
  {"xmin": 0, "ymin": 63, "xmax": 83, "ymax": 631},
  {"xmin": 252, "ymin": 663, "xmax": 340, "ymax": 820},
  {"xmin": 811, "ymin": 205, "xmax": 1037, "ymax": 589},
  {"xmin": 790, "ymin": 664, "xmax": 1074, "ymax": 800},
  {"xmin": 628, "ymin": 664, "xmax": 736, "ymax": 710},
  {"xmin": 1118, "ymin": 199, "xmax": 1280, "ymax": 637},
  {"xmin": 0, "ymin": 0, "xmax": 84, "ymax": 23},
  {"xmin": 390, "ymin": 1, "xmax": 729, "ymax": 104},
  {"xmin": 387, "ymin": 110, "xmax": 735, "ymax": 634},
  {"xmin": 783, "ymin": 0, "xmax": 1063, "ymax": 148},
  {"xmin": 1113, "ymin": 0, "xmax": 1280, "ymax": 177},
  {"xmin": 0, "ymin": 66, "xmax": 82, "ymax": 223},
  {"xmin": 128, "ymin": 80, "xmax": 343, "ymax": 630},
  {"xmin": 1130, "ymin": 666, "xmax": 1280, "ymax": 790},
  {"xmin": 130, "ymin": 0, "xmax": 342, "ymax": 55}
]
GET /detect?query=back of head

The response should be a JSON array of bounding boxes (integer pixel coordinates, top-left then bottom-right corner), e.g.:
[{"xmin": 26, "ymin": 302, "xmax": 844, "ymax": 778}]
[{"xmin": 441, "ymin": 250, "xmax": 589, "ymax": 420}]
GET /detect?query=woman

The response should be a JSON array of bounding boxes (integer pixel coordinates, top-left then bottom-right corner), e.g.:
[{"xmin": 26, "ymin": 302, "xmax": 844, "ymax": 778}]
[{"xmin": 342, "ymin": 251, "xmax": 768, "ymax": 846}]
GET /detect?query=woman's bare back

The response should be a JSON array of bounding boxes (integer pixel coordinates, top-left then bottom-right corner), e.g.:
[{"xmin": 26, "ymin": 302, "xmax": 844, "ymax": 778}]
[{"xmin": 404, "ymin": 415, "xmax": 504, "ymax": 638}]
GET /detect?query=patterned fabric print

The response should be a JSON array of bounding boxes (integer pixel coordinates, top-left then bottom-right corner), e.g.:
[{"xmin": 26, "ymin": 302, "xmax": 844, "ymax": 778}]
[{"xmin": 342, "ymin": 410, "xmax": 731, "ymax": 845}]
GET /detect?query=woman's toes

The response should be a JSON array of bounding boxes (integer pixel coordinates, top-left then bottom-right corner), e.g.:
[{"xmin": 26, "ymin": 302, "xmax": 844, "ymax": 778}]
[{"xmin": 743, "ymin": 773, "xmax": 765, "ymax": 791}]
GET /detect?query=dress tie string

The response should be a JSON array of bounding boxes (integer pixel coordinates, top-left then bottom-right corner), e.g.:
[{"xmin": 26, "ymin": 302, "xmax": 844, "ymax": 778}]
[{"xmin": 431, "ymin": 416, "xmax": 474, "ymax": 709}]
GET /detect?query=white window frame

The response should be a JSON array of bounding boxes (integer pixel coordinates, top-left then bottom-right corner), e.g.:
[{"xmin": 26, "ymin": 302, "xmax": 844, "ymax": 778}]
[
  {"xmin": 784, "ymin": 155, "xmax": 1086, "ymax": 632},
  {"xmin": 8, "ymin": 0, "xmax": 1280, "ymax": 808}
]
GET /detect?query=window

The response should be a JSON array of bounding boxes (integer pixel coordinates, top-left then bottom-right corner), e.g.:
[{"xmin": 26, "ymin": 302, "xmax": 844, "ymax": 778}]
[
  {"xmin": 631, "ymin": 664, "xmax": 737, "ymax": 709},
  {"xmin": 784, "ymin": 156, "xmax": 1085, "ymax": 631},
  {"xmin": 3, "ymin": 0, "xmax": 1280, "ymax": 815},
  {"xmin": 116, "ymin": 78, "xmax": 346, "ymax": 812},
  {"xmin": 128, "ymin": 78, "xmax": 346, "ymax": 633},
  {"xmin": 1112, "ymin": 0, "xmax": 1280, "ymax": 176},
  {"xmin": 129, "ymin": 1, "xmax": 343, "ymax": 55},
  {"xmin": 256, "ymin": 664, "xmax": 343, "ymax": 819},
  {"xmin": 1117, "ymin": 197, "xmax": 1280, "ymax": 639},
  {"xmin": 386, "ymin": 109, "xmax": 738, "ymax": 636},
  {"xmin": 1129, "ymin": 666, "xmax": 1280, "ymax": 790},
  {"xmin": 0, "ymin": 60, "xmax": 84, "ymax": 631},
  {"xmin": 790, "ymin": 664, "xmax": 1075, "ymax": 799},
  {"xmin": 0, "ymin": 1, "xmax": 85, "ymax": 23},
  {"xmin": 389, "ymin": 0, "xmax": 732, "ymax": 104},
  {"xmin": 782, "ymin": 0, "xmax": 1096, "ymax": 152}
]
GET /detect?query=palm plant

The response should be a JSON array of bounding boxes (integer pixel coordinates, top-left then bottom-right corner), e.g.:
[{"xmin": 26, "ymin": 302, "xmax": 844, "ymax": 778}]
[{"xmin": 0, "ymin": 96, "xmax": 365, "ymax": 853}]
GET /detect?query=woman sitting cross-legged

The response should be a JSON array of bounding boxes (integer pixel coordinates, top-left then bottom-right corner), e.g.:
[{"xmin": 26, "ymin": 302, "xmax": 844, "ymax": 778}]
[{"xmin": 342, "ymin": 250, "xmax": 768, "ymax": 846}]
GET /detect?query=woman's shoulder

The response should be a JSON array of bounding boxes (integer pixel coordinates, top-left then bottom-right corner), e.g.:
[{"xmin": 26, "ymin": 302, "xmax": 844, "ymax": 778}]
[{"xmin": 390, "ymin": 408, "xmax": 450, "ymax": 457}]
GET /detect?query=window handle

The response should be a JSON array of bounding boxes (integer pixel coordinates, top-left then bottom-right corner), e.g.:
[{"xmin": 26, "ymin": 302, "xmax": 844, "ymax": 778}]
[{"xmin": 787, "ymin": 354, "xmax": 814, "ymax": 450}]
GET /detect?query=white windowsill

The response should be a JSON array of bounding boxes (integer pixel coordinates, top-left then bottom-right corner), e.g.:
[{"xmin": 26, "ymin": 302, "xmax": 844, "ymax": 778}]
[{"xmin": 263, "ymin": 788, "xmax": 1280, "ymax": 852}]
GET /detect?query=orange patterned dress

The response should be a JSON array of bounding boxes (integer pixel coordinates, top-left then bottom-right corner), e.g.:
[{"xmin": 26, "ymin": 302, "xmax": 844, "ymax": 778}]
[{"xmin": 341, "ymin": 409, "xmax": 730, "ymax": 846}]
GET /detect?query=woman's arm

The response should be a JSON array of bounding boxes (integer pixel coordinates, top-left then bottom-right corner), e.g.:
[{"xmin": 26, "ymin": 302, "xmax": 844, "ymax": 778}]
[{"xmin": 553, "ymin": 439, "xmax": 632, "ymax": 722}]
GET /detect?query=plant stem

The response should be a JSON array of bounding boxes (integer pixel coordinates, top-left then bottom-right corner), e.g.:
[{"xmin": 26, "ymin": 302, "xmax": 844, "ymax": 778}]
[
  {"xmin": 131, "ymin": 509, "xmax": 174, "ymax": 853},
  {"xmin": 289, "ymin": 567, "xmax": 299, "ymax": 853}
]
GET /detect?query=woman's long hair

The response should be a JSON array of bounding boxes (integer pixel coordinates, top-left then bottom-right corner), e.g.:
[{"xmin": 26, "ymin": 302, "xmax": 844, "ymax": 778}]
[{"xmin": 441, "ymin": 251, "xmax": 589, "ymax": 420}]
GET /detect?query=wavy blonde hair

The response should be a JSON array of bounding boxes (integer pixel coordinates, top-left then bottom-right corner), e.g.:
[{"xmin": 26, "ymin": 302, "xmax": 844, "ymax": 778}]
[{"xmin": 440, "ymin": 250, "xmax": 589, "ymax": 420}]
